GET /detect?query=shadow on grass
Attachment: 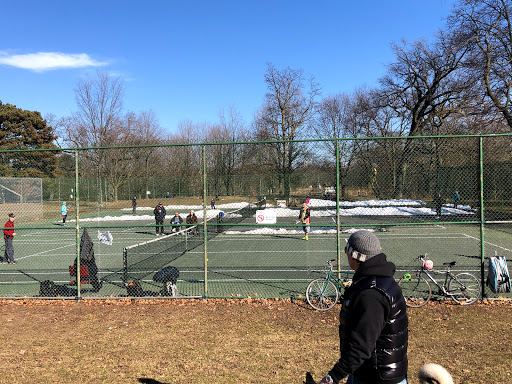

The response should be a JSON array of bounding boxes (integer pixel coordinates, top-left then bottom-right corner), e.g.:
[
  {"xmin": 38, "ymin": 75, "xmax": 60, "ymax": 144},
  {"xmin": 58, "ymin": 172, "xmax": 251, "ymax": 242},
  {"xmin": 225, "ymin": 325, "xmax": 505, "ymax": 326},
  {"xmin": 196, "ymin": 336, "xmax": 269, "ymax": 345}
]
[{"xmin": 138, "ymin": 379, "xmax": 170, "ymax": 384}]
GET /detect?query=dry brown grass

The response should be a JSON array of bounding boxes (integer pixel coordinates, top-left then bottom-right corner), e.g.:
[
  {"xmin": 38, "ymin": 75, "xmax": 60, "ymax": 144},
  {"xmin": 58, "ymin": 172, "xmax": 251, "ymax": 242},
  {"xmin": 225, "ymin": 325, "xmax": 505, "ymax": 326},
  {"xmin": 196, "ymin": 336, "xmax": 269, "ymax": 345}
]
[{"xmin": 0, "ymin": 298, "xmax": 510, "ymax": 384}]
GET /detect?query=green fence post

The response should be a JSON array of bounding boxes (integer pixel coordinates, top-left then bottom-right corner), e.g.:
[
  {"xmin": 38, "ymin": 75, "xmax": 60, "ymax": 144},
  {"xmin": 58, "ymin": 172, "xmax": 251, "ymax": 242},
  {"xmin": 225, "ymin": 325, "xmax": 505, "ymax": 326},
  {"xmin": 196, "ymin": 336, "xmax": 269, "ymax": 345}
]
[
  {"xmin": 336, "ymin": 139, "xmax": 342, "ymax": 278},
  {"xmin": 75, "ymin": 150, "xmax": 81, "ymax": 301},
  {"xmin": 202, "ymin": 145, "xmax": 208, "ymax": 299},
  {"xmin": 479, "ymin": 137, "xmax": 485, "ymax": 299}
]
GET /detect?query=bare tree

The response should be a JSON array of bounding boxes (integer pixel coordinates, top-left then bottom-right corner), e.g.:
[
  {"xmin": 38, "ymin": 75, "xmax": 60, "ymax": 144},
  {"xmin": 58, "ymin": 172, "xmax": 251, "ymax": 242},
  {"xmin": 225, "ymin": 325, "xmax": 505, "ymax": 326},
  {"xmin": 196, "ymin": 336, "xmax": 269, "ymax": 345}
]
[
  {"xmin": 256, "ymin": 63, "xmax": 320, "ymax": 197},
  {"xmin": 130, "ymin": 110, "xmax": 165, "ymax": 199},
  {"xmin": 164, "ymin": 120, "xmax": 205, "ymax": 197},
  {"xmin": 379, "ymin": 34, "xmax": 470, "ymax": 197},
  {"xmin": 348, "ymin": 89, "xmax": 411, "ymax": 198},
  {"xmin": 63, "ymin": 71, "xmax": 125, "ymax": 207},
  {"xmin": 449, "ymin": 0, "xmax": 512, "ymax": 130},
  {"xmin": 68, "ymin": 70, "xmax": 125, "ymax": 147},
  {"xmin": 314, "ymin": 92, "xmax": 358, "ymax": 198},
  {"xmin": 208, "ymin": 106, "xmax": 250, "ymax": 195},
  {"xmin": 99, "ymin": 110, "xmax": 165, "ymax": 201},
  {"xmin": 101, "ymin": 115, "xmax": 133, "ymax": 201}
]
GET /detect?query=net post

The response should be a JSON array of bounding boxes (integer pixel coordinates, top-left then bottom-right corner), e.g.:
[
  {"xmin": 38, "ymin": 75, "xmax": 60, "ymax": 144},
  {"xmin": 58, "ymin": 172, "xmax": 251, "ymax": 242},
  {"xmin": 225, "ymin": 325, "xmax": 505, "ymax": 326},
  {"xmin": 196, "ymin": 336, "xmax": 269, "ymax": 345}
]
[{"xmin": 122, "ymin": 247, "xmax": 128, "ymax": 284}]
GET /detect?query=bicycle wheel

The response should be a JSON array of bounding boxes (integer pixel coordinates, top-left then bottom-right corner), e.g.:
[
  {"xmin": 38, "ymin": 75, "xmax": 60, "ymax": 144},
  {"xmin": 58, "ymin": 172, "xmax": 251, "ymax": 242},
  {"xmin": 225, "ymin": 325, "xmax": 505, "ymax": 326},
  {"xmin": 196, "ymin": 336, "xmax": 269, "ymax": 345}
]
[
  {"xmin": 306, "ymin": 278, "xmax": 339, "ymax": 311},
  {"xmin": 398, "ymin": 273, "xmax": 432, "ymax": 308},
  {"xmin": 447, "ymin": 273, "xmax": 481, "ymax": 305}
]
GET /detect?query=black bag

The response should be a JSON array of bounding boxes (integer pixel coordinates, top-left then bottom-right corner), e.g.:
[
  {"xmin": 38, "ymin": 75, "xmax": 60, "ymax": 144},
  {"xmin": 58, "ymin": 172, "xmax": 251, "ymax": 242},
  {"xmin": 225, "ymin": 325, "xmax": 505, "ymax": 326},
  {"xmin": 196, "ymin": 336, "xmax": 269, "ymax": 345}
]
[
  {"xmin": 153, "ymin": 266, "xmax": 179, "ymax": 284},
  {"xmin": 39, "ymin": 280, "xmax": 58, "ymax": 297},
  {"xmin": 126, "ymin": 280, "xmax": 144, "ymax": 297}
]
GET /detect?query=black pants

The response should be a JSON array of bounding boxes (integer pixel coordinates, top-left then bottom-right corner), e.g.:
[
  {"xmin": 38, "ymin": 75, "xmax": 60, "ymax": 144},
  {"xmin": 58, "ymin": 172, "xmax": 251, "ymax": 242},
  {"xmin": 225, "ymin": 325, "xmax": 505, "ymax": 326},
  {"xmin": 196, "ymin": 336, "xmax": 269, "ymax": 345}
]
[
  {"xmin": 155, "ymin": 218, "xmax": 164, "ymax": 234},
  {"xmin": 4, "ymin": 237, "xmax": 14, "ymax": 262}
]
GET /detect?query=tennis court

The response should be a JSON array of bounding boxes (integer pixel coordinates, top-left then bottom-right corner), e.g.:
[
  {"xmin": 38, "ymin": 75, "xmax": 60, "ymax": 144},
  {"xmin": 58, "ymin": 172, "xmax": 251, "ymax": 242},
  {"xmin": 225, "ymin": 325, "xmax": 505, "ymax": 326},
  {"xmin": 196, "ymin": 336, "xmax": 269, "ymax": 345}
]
[{"xmin": 0, "ymin": 198, "xmax": 510, "ymax": 299}]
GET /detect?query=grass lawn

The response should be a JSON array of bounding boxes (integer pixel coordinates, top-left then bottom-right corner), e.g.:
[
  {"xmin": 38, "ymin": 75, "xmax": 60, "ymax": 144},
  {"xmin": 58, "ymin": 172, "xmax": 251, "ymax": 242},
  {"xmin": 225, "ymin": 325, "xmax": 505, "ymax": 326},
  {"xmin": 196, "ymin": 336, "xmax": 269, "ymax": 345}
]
[{"xmin": 0, "ymin": 299, "xmax": 510, "ymax": 384}]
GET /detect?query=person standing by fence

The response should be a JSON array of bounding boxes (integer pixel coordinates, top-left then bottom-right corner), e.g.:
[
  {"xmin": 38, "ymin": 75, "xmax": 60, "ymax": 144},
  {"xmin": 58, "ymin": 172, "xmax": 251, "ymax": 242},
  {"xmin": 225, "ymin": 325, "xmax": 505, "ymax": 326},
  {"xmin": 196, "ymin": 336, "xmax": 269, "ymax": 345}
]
[
  {"xmin": 153, "ymin": 202, "xmax": 166, "ymax": 235},
  {"xmin": 61, "ymin": 201, "xmax": 68, "ymax": 226},
  {"xmin": 299, "ymin": 201, "xmax": 310, "ymax": 241},
  {"xmin": 433, "ymin": 192, "xmax": 444, "ymax": 219},
  {"xmin": 132, "ymin": 196, "xmax": 137, "ymax": 215},
  {"xmin": 186, "ymin": 210, "xmax": 198, "ymax": 234},
  {"xmin": 452, "ymin": 190, "xmax": 461, "ymax": 209},
  {"xmin": 2, "ymin": 213, "xmax": 16, "ymax": 264}
]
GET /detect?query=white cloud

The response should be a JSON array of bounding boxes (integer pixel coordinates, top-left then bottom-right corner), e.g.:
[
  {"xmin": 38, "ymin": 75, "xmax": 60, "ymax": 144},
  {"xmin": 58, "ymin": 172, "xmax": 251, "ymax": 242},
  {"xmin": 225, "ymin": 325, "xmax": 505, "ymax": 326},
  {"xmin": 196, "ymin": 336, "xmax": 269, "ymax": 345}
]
[{"xmin": 0, "ymin": 52, "xmax": 108, "ymax": 72}]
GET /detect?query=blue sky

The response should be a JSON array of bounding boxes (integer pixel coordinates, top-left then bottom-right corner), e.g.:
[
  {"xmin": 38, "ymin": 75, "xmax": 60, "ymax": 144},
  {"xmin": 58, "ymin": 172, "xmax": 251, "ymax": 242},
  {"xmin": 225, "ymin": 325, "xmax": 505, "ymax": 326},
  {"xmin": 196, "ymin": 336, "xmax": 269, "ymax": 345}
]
[{"xmin": 1, "ymin": 0, "xmax": 455, "ymax": 134}]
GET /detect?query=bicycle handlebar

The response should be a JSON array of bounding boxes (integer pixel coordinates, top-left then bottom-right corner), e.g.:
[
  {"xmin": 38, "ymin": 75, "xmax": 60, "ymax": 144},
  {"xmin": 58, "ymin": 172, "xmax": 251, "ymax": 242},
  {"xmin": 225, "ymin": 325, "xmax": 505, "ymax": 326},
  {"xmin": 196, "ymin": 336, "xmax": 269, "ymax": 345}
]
[{"xmin": 327, "ymin": 259, "xmax": 337, "ymax": 270}]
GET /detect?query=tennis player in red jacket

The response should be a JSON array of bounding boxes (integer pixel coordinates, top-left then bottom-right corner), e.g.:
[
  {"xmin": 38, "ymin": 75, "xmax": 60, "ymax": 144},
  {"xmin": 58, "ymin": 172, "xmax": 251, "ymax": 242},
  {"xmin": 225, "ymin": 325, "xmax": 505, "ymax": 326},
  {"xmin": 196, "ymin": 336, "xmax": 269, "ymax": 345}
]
[{"xmin": 3, "ymin": 213, "xmax": 16, "ymax": 264}]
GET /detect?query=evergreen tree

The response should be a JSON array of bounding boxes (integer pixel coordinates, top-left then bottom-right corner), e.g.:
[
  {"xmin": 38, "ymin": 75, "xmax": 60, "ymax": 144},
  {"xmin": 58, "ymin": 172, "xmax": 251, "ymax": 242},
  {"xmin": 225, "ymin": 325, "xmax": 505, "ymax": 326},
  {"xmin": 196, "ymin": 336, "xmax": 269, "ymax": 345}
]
[{"xmin": 0, "ymin": 101, "xmax": 59, "ymax": 177}]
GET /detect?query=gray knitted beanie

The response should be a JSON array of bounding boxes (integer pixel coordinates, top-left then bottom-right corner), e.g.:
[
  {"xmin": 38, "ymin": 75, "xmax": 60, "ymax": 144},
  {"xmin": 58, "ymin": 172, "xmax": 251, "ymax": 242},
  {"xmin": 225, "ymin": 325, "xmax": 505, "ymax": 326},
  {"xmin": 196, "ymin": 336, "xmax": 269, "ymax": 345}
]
[{"xmin": 346, "ymin": 230, "xmax": 382, "ymax": 262}]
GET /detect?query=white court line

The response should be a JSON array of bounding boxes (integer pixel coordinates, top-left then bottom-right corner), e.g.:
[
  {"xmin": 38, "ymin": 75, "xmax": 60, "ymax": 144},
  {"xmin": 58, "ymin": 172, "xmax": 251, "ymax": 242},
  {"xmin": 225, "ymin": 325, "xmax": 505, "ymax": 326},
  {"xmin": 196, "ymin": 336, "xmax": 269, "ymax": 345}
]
[
  {"xmin": 17, "ymin": 243, "xmax": 75, "ymax": 261},
  {"xmin": 463, "ymin": 234, "xmax": 512, "ymax": 253}
]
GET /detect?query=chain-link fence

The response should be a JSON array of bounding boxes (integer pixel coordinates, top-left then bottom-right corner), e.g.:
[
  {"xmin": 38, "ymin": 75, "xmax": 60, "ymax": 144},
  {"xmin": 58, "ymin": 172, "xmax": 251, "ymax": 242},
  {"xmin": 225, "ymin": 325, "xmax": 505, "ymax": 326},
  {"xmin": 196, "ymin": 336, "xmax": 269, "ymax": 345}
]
[{"xmin": 0, "ymin": 134, "xmax": 510, "ymax": 300}]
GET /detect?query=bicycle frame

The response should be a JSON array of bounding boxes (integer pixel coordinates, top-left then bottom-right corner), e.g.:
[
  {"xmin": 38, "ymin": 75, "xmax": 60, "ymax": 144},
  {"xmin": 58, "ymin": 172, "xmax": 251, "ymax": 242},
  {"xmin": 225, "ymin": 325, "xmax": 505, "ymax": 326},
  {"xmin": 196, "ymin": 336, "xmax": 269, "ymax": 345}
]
[
  {"xmin": 400, "ymin": 254, "xmax": 481, "ymax": 307},
  {"xmin": 323, "ymin": 261, "xmax": 346, "ymax": 291},
  {"xmin": 416, "ymin": 267, "xmax": 455, "ymax": 295},
  {"xmin": 408, "ymin": 255, "xmax": 472, "ymax": 297},
  {"xmin": 306, "ymin": 260, "xmax": 352, "ymax": 311}
]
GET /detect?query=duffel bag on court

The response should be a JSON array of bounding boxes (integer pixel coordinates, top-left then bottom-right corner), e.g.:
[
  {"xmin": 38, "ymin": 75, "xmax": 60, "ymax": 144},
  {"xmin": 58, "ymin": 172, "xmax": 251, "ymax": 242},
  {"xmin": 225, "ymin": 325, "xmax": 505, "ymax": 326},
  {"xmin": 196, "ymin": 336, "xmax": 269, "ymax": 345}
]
[{"xmin": 487, "ymin": 252, "xmax": 511, "ymax": 293}]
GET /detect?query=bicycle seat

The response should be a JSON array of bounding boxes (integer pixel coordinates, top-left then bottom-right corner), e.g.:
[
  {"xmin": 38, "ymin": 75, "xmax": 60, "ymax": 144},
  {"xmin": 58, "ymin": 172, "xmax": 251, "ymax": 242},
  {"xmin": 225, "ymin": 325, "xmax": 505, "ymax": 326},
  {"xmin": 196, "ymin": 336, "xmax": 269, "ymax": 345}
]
[{"xmin": 442, "ymin": 261, "xmax": 456, "ymax": 267}]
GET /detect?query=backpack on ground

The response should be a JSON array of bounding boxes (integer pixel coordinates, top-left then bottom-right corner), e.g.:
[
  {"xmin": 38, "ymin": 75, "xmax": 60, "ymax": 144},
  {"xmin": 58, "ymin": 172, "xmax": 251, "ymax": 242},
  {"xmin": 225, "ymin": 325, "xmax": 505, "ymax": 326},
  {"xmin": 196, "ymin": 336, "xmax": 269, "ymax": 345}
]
[
  {"xmin": 39, "ymin": 280, "xmax": 58, "ymax": 297},
  {"xmin": 126, "ymin": 280, "xmax": 144, "ymax": 297},
  {"xmin": 487, "ymin": 253, "xmax": 511, "ymax": 293}
]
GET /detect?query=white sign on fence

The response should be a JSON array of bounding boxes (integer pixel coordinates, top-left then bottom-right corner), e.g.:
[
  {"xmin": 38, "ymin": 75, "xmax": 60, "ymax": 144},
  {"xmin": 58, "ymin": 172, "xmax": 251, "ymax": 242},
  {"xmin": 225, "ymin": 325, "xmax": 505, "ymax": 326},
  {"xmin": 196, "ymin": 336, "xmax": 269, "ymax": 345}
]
[{"xmin": 256, "ymin": 209, "xmax": 277, "ymax": 224}]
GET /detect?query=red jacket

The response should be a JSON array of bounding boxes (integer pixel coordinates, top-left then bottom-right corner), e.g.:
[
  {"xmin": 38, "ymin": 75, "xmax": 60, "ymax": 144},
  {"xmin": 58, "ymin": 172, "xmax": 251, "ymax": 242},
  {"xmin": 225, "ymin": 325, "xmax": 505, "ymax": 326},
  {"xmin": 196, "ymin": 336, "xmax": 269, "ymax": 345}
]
[{"xmin": 3, "ymin": 220, "xmax": 14, "ymax": 239}]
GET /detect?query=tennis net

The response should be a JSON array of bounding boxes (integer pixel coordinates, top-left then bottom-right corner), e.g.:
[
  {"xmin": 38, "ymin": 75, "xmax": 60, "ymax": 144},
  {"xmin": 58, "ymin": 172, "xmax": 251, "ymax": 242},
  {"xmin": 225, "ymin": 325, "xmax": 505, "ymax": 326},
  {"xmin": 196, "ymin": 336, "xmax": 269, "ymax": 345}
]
[
  {"xmin": 122, "ymin": 225, "xmax": 203, "ymax": 283},
  {"xmin": 122, "ymin": 201, "xmax": 262, "ymax": 282}
]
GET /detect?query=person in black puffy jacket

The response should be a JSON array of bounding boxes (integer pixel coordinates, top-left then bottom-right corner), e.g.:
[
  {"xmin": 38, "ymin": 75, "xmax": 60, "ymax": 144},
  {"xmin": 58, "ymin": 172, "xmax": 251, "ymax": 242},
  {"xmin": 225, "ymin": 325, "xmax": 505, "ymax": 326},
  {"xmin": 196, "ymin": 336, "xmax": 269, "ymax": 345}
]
[{"xmin": 318, "ymin": 230, "xmax": 409, "ymax": 384}]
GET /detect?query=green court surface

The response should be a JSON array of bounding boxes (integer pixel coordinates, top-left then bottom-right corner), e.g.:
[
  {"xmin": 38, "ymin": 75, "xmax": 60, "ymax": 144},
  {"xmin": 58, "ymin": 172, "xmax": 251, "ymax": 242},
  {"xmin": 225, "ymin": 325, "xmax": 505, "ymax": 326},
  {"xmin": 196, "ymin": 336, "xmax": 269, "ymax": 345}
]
[{"xmin": 0, "ymin": 211, "xmax": 511, "ymax": 300}]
